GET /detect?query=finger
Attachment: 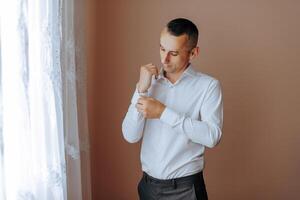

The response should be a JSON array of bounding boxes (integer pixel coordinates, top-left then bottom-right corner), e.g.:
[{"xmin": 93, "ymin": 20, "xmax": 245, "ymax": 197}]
[
  {"xmin": 154, "ymin": 67, "xmax": 159, "ymax": 78},
  {"xmin": 137, "ymin": 98, "xmax": 144, "ymax": 105},
  {"xmin": 135, "ymin": 105, "xmax": 143, "ymax": 113},
  {"xmin": 148, "ymin": 65, "xmax": 159, "ymax": 77},
  {"xmin": 142, "ymin": 63, "xmax": 153, "ymax": 69},
  {"xmin": 135, "ymin": 103, "xmax": 143, "ymax": 109},
  {"xmin": 148, "ymin": 68, "xmax": 158, "ymax": 76},
  {"xmin": 147, "ymin": 65, "xmax": 158, "ymax": 70},
  {"xmin": 141, "ymin": 63, "xmax": 154, "ymax": 71},
  {"xmin": 138, "ymin": 96, "xmax": 149, "ymax": 103},
  {"xmin": 146, "ymin": 64, "xmax": 157, "ymax": 69},
  {"xmin": 143, "ymin": 111, "xmax": 148, "ymax": 118},
  {"xmin": 137, "ymin": 99, "xmax": 141, "ymax": 105},
  {"xmin": 137, "ymin": 107, "xmax": 143, "ymax": 113}
]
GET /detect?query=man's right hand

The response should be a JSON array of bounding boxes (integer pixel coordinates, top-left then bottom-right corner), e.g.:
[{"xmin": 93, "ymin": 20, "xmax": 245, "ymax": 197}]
[{"xmin": 137, "ymin": 63, "xmax": 159, "ymax": 93}]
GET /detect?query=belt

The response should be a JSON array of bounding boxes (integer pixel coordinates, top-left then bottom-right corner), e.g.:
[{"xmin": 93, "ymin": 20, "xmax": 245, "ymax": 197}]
[{"xmin": 142, "ymin": 171, "xmax": 203, "ymax": 189}]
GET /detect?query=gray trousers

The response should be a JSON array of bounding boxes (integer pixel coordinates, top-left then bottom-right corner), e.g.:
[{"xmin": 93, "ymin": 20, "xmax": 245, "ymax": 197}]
[{"xmin": 138, "ymin": 171, "xmax": 208, "ymax": 200}]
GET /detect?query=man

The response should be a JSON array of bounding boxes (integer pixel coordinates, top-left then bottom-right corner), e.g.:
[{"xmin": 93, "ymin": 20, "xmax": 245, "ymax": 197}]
[{"xmin": 122, "ymin": 18, "xmax": 223, "ymax": 200}]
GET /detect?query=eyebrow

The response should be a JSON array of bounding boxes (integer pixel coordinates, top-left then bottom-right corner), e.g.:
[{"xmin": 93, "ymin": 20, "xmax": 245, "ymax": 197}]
[{"xmin": 160, "ymin": 44, "xmax": 179, "ymax": 54}]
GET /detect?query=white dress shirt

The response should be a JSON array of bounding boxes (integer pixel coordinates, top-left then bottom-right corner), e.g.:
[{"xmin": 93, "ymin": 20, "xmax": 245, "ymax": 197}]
[{"xmin": 122, "ymin": 64, "xmax": 223, "ymax": 179}]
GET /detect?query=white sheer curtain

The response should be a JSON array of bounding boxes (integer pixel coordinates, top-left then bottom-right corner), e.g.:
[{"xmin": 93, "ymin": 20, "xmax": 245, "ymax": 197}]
[
  {"xmin": 62, "ymin": 0, "xmax": 91, "ymax": 199},
  {"xmin": 0, "ymin": 0, "xmax": 91, "ymax": 199}
]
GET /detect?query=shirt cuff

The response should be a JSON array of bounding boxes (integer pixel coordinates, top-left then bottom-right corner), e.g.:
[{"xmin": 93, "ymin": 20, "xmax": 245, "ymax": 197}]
[
  {"xmin": 131, "ymin": 87, "xmax": 149, "ymax": 105},
  {"xmin": 159, "ymin": 107, "xmax": 181, "ymax": 127}
]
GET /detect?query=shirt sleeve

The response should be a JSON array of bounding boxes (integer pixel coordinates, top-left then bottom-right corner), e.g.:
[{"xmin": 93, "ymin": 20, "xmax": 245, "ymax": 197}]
[
  {"xmin": 159, "ymin": 80, "xmax": 223, "ymax": 148},
  {"xmin": 122, "ymin": 85, "xmax": 148, "ymax": 143}
]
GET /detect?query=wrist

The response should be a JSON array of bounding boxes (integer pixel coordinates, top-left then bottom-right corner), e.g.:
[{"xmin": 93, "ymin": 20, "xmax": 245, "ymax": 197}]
[
  {"xmin": 137, "ymin": 83, "xmax": 148, "ymax": 93},
  {"xmin": 138, "ymin": 88, "xmax": 148, "ymax": 93}
]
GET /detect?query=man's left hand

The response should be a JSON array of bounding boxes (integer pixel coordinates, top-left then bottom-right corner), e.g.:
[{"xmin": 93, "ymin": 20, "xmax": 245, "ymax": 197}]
[{"xmin": 136, "ymin": 96, "xmax": 166, "ymax": 119}]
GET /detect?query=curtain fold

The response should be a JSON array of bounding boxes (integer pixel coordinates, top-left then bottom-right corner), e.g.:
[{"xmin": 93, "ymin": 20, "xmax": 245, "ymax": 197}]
[
  {"xmin": 0, "ymin": 0, "xmax": 91, "ymax": 199},
  {"xmin": 62, "ymin": 0, "xmax": 91, "ymax": 199}
]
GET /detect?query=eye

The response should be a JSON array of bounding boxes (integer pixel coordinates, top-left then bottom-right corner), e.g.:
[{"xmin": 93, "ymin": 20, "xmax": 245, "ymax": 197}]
[
  {"xmin": 160, "ymin": 46, "xmax": 165, "ymax": 52},
  {"xmin": 170, "ymin": 52, "xmax": 179, "ymax": 56}
]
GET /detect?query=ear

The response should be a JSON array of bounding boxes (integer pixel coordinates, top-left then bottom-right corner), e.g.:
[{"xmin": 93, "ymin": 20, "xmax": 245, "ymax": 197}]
[{"xmin": 189, "ymin": 47, "xmax": 200, "ymax": 60}]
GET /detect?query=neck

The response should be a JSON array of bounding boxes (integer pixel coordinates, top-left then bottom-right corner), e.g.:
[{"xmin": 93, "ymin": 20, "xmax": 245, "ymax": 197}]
[{"xmin": 165, "ymin": 63, "xmax": 190, "ymax": 84}]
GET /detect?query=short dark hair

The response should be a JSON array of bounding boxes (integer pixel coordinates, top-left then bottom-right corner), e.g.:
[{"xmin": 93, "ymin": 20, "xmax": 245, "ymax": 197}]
[{"xmin": 166, "ymin": 18, "xmax": 199, "ymax": 49}]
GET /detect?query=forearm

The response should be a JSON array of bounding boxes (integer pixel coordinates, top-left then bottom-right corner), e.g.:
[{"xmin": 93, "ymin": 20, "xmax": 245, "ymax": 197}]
[
  {"xmin": 122, "ymin": 104, "xmax": 145, "ymax": 143},
  {"xmin": 160, "ymin": 107, "xmax": 222, "ymax": 148},
  {"xmin": 122, "ymin": 88, "xmax": 148, "ymax": 143},
  {"xmin": 160, "ymin": 80, "xmax": 223, "ymax": 148}
]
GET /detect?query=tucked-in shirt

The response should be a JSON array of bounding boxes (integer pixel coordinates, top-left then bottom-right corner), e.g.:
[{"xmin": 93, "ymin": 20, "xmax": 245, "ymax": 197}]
[{"xmin": 122, "ymin": 64, "xmax": 223, "ymax": 179}]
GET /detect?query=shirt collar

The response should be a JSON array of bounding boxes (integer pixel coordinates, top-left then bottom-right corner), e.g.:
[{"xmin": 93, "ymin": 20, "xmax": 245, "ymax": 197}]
[
  {"xmin": 157, "ymin": 63, "xmax": 197, "ymax": 81},
  {"xmin": 183, "ymin": 63, "xmax": 197, "ymax": 77}
]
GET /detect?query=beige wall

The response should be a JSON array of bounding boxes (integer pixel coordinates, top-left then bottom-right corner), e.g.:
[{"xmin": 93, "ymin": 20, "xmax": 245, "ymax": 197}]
[{"xmin": 87, "ymin": 0, "xmax": 300, "ymax": 199}]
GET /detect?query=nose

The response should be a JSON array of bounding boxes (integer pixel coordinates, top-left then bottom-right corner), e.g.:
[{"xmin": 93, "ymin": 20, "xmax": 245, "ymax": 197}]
[{"xmin": 162, "ymin": 52, "xmax": 170, "ymax": 64}]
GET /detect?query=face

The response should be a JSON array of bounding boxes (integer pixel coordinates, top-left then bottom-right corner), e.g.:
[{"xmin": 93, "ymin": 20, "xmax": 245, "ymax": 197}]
[{"xmin": 159, "ymin": 28, "xmax": 195, "ymax": 76}]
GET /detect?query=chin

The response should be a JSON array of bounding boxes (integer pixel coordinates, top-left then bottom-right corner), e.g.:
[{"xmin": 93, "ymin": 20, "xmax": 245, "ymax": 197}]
[{"xmin": 163, "ymin": 64, "xmax": 172, "ymax": 70}]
